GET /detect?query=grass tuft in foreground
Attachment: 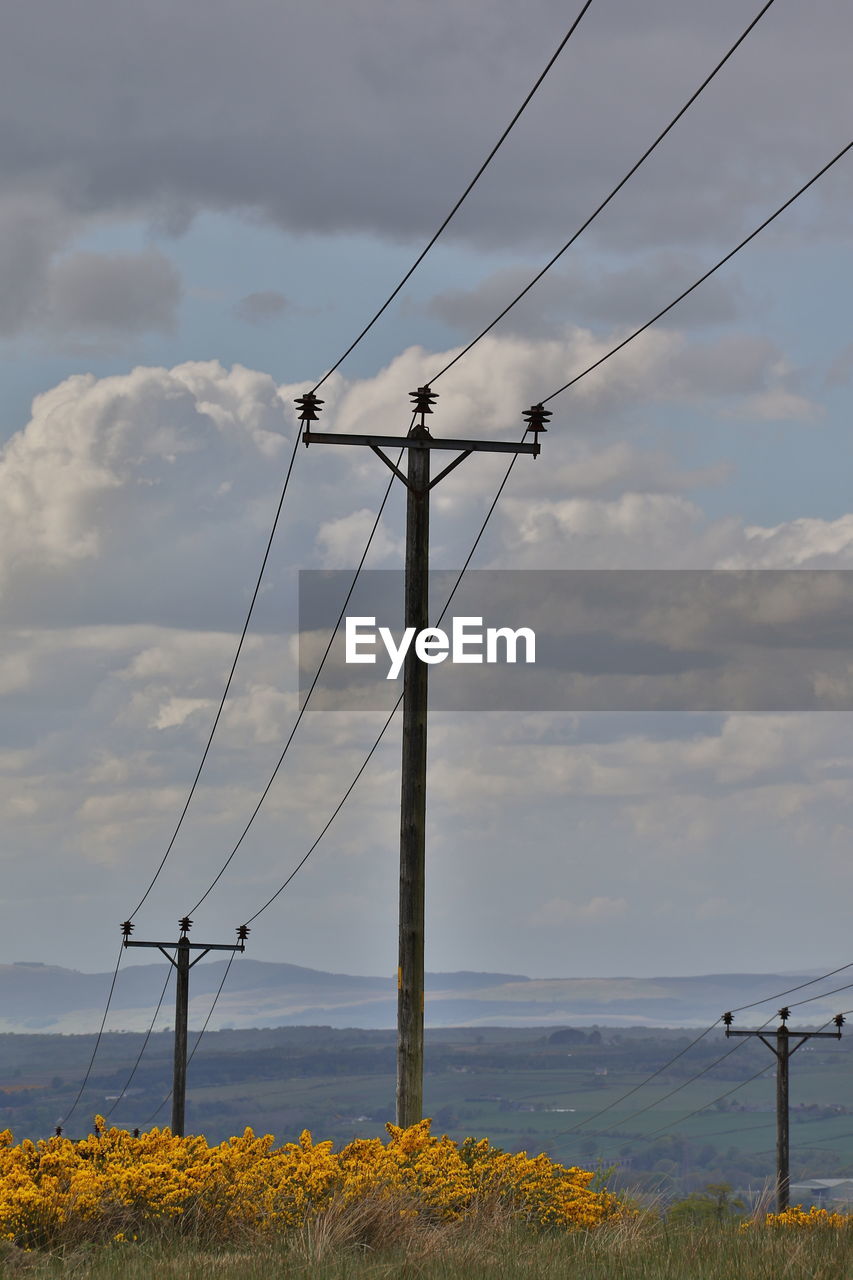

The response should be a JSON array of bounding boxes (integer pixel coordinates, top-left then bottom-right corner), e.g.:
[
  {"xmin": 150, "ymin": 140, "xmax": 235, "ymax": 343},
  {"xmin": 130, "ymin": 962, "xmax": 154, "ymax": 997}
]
[{"xmin": 8, "ymin": 1213, "xmax": 853, "ymax": 1279}]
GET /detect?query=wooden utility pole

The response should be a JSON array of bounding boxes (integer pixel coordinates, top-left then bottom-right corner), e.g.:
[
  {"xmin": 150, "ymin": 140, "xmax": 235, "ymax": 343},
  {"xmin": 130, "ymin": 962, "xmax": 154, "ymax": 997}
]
[
  {"xmin": 724, "ymin": 1007, "xmax": 844, "ymax": 1212},
  {"xmin": 299, "ymin": 386, "xmax": 546, "ymax": 1126},
  {"xmin": 121, "ymin": 917, "xmax": 248, "ymax": 1135}
]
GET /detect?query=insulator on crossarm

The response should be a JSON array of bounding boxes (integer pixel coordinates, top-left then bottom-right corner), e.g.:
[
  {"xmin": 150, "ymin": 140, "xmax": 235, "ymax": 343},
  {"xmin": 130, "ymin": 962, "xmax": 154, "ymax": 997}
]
[
  {"xmin": 295, "ymin": 392, "xmax": 324, "ymax": 446},
  {"xmin": 778, "ymin": 1006, "xmax": 790, "ymax": 1024},
  {"xmin": 55, "ymin": 1126, "xmax": 63, "ymax": 1138},
  {"xmin": 236, "ymin": 924, "xmax": 250, "ymax": 947},
  {"xmin": 409, "ymin": 386, "xmax": 438, "ymax": 427},
  {"xmin": 722, "ymin": 1011, "xmax": 733, "ymax": 1029},
  {"xmin": 835, "ymin": 1014, "xmax": 846, "ymax": 1030},
  {"xmin": 179, "ymin": 916, "xmax": 193, "ymax": 936},
  {"xmin": 120, "ymin": 921, "xmax": 134, "ymax": 942},
  {"xmin": 522, "ymin": 403, "xmax": 551, "ymax": 455}
]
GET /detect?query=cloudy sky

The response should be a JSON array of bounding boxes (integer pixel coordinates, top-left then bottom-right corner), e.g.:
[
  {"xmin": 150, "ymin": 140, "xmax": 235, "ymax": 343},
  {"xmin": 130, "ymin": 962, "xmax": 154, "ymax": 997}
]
[{"xmin": 2, "ymin": 0, "xmax": 853, "ymax": 1002}]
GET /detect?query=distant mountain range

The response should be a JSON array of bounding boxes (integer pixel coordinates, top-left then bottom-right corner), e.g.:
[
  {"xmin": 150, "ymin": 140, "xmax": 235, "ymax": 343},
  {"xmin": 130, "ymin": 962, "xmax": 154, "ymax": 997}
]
[{"xmin": 0, "ymin": 959, "xmax": 844, "ymax": 1034}]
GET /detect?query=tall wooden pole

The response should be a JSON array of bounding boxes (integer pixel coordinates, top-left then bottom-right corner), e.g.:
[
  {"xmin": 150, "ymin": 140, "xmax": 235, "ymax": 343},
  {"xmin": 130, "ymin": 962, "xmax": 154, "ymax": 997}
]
[
  {"xmin": 397, "ymin": 424, "xmax": 430, "ymax": 1128},
  {"xmin": 172, "ymin": 935, "xmax": 190, "ymax": 1137},
  {"xmin": 299, "ymin": 388, "xmax": 544, "ymax": 1128},
  {"xmin": 776, "ymin": 1024, "xmax": 790, "ymax": 1213}
]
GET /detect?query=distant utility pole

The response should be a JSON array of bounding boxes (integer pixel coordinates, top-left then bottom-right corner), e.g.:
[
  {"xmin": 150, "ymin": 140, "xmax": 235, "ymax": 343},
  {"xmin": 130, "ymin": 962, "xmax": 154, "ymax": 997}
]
[
  {"xmin": 299, "ymin": 386, "xmax": 546, "ymax": 1127},
  {"xmin": 724, "ymin": 1007, "xmax": 844, "ymax": 1212},
  {"xmin": 121, "ymin": 917, "xmax": 249, "ymax": 1136}
]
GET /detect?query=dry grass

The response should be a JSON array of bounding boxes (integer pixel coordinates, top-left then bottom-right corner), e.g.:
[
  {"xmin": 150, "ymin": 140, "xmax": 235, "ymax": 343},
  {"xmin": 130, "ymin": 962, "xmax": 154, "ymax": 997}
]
[{"xmin": 10, "ymin": 1203, "xmax": 853, "ymax": 1279}]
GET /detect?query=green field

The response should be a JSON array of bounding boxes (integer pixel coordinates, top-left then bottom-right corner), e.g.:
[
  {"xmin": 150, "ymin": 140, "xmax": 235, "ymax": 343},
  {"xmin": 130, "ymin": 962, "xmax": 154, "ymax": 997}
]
[{"xmin": 1, "ymin": 1023, "xmax": 850, "ymax": 1195}]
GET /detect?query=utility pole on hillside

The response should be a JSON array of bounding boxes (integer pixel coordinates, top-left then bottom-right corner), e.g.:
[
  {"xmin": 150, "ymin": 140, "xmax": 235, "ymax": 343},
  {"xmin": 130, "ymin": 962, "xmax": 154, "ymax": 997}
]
[
  {"xmin": 723, "ymin": 1007, "xmax": 844, "ymax": 1212},
  {"xmin": 298, "ymin": 386, "xmax": 546, "ymax": 1127},
  {"xmin": 121, "ymin": 917, "xmax": 249, "ymax": 1136}
]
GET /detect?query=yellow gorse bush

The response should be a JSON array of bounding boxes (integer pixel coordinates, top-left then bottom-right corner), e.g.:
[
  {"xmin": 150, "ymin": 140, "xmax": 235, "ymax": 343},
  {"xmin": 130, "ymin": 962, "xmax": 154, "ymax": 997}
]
[
  {"xmin": 0, "ymin": 1117, "xmax": 619, "ymax": 1249},
  {"xmin": 755, "ymin": 1205, "xmax": 853, "ymax": 1230}
]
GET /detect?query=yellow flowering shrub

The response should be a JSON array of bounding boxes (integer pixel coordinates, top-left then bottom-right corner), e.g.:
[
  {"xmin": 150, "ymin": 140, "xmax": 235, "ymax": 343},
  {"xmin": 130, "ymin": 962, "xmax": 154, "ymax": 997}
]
[
  {"xmin": 0, "ymin": 1118, "xmax": 619, "ymax": 1249},
  {"xmin": 756, "ymin": 1205, "xmax": 853, "ymax": 1230}
]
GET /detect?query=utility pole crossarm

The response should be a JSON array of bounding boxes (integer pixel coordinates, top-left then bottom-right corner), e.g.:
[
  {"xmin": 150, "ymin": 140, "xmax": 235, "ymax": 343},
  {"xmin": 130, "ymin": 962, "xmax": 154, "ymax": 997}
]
[
  {"xmin": 302, "ymin": 430, "xmax": 540, "ymax": 456},
  {"xmin": 123, "ymin": 940, "xmax": 246, "ymax": 953}
]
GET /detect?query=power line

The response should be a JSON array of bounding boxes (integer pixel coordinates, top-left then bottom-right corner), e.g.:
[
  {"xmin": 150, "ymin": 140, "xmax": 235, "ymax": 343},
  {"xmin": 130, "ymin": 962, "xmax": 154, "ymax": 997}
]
[
  {"xmin": 105, "ymin": 961, "xmax": 174, "ymax": 1120},
  {"xmin": 183, "ymin": 0, "xmax": 794, "ymax": 920},
  {"xmin": 633, "ymin": 1012, "xmax": 848, "ymax": 1153},
  {"xmin": 605, "ymin": 1012, "xmax": 847, "ymax": 1153},
  {"xmin": 640, "ymin": 1059, "xmax": 772, "ymax": 1142},
  {"xmin": 507, "ymin": 969, "xmax": 853, "ymax": 1135},
  {"xmin": 127, "ymin": 428, "xmax": 303, "ymax": 921},
  {"xmin": 175, "ymin": 444, "xmax": 525, "ymax": 1059},
  {"xmin": 185, "ymin": 446, "xmax": 405, "ymax": 917},
  {"xmin": 539, "ymin": 139, "xmax": 853, "ymax": 407},
  {"xmin": 153, "ymin": 145, "xmax": 852, "ymax": 1082},
  {"xmin": 244, "ymin": 438, "xmax": 524, "ymax": 926},
  {"xmin": 557, "ymin": 1022, "xmax": 723, "ymax": 1136},
  {"xmin": 310, "ymin": 0, "xmax": 595, "ymax": 395},
  {"xmin": 786, "ymin": 979, "xmax": 853, "ymax": 1011},
  {"xmin": 127, "ymin": 2, "xmax": 598, "ymax": 925},
  {"xmin": 429, "ymin": 0, "xmax": 779, "ymax": 386},
  {"xmin": 173, "ymin": 121, "xmax": 853, "ymax": 1094},
  {"xmin": 57, "ymin": 944, "xmax": 124, "ymax": 1132},
  {"xmin": 142, "ymin": 951, "xmax": 239, "ymax": 1129},
  {"xmin": 560, "ymin": 1034, "xmax": 759, "ymax": 1142},
  {"xmin": 616, "ymin": 1038, "xmax": 765, "ymax": 1133},
  {"xmin": 731, "ymin": 963, "xmax": 853, "ymax": 1014}
]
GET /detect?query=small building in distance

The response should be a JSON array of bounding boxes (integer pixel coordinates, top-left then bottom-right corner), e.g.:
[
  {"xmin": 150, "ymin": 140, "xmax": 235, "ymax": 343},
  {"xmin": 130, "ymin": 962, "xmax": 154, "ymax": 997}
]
[{"xmin": 788, "ymin": 1178, "xmax": 853, "ymax": 1209}]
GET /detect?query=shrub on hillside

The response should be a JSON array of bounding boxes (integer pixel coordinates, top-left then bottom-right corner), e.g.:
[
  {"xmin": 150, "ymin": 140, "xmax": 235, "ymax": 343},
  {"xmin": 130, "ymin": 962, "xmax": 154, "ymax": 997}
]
[{"xmin": 0, "ymin": 1118, "xmax": 620, "ymax": 1250}]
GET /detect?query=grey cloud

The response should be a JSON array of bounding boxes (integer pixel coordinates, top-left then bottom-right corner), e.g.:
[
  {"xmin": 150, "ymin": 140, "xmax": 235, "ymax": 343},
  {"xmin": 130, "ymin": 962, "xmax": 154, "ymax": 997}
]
[
  {"xmin": 45, "ymin": 248, "xmax": 181, "ymax": 336},
  {"xmin": 234, "ymin": 291, "xmax": 288, "ymax": 325},
  {"xmin": 0, "ymin": 1, "xmax": 850, "ymax": 254},
  {"xmin": 0, "ymin": 195, "xmax": 71, "ymax": 336},
  {"xmin": 427, "ymin": 255, "xmax": 741, "ymax": 338}
]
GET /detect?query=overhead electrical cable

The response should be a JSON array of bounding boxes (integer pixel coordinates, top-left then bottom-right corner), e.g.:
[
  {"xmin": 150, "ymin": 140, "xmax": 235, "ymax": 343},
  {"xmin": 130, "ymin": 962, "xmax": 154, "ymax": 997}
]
[
  {"xmin": 784, "ymin": 979, "xmax": 853, "ymax": 1010},
  {"xmin": 157, "ymin": 451, "xmax": 525, "ymax": 1065},
  {"xmin": 512, "ymin": 965, "xmax": 853, "ymax": 1130},
  {"xmin": 628, "ymin": 1060, "xmax": 772, "ymax": 1144},
  {"xmin": 185, "ymin": 444, "xmax": 406, "ymax": 917},
  {"xmin": 309, "ymin": 0, "xmax": 595, "ymax": 395},
  {"xmin": 429, "ymin": 0, "xmax": 779, "ymax": 386},
  {"xmin": 729, "ymin": 962, "xmax": 853, "ymax": 1014},
  {"xmin": 165, "ymin": 138, "xmax": 853, "ymax": 1052},
  {"xmin": 243, "ymin": 436, "xmax": 523, "ymax": 925},
  {"xmin": 194, "ymin": 138, "xmax": 853, "ymax": 922},
  {"xmin": 127, "ymin": 0, "xmax": 598, "ymax": 925},
  {"xmin": 105, "ymin": 962, "xmax": 175, "ymax": 1121},
  {"xmin": 538, "ymin": 140, "xmax": 853, "ymax": 407},
  {"xmin": 58, "ymin": 945, "xmax": 124, "ymax": 1132},
  {"xmin": 637, "ymin": 1011, "xmax": 848, "ymax": 1144},
  {"xmin": 590, "ymin": 1011, "xmax": 847, "ymax": 1156},
  {"xmin": 143, "ymin": 952, "xmax": 239, "ymax": 1129},
  {"xmin": 603, "ymin": 1036, "xmax": 757, "ymax": 1134},
  {"xmin": 139, "ymin": 4, "xmax": 837, "ymax": 926},
  {"xmin": 127, "ymin": 428, "xmax": 303, "ymax": 921}
]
